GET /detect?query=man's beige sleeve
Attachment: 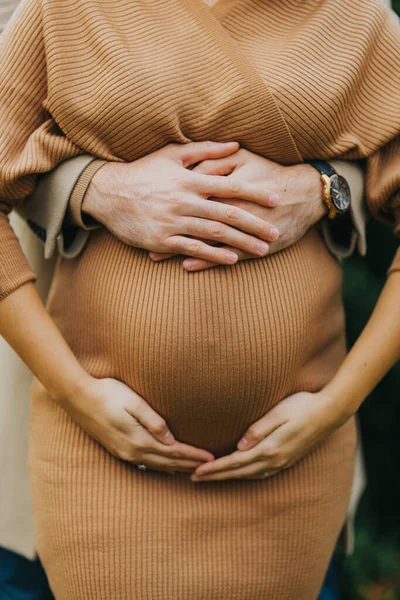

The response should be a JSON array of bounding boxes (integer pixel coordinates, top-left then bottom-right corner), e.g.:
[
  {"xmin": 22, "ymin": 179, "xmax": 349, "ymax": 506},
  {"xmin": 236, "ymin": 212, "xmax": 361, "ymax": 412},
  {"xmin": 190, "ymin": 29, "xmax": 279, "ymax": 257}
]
[
  {"xmin": 18, "ymin": 156, "xmax": 368, "ymax": 261},
  {"xmin": 15, "ymin": 155, "xmax": 106, "ymax": 259},
  {"xmin": 320, "ymin": 160, "xmax": 367, "ymax": 259}
]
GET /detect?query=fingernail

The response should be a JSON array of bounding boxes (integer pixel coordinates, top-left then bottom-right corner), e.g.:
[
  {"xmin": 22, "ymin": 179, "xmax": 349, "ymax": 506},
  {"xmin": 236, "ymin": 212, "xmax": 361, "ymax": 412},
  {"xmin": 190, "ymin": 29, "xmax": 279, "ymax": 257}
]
[
  {"xmin": 238, "ymin": 437, "xmax": 248, "ymax": 450},
  {"xmin": 270, "ymin": 226, "xmax": 279, "ymax": 241},
  {"xmin": 257, "ymin": 242, "xmax": 269, "ymax": 255},
  {"xmin": 191, "ymin": 475, "xmax": 201, "ymax": 482},
  {"xmin": 269, "ymin": 193, "xmax": 280, "ymax": 206},
  {"xmin": 226, "ymin": 251, "xmax": 238, "ymax": 264},
  {"xmin": 164, "ymin": 430, "xmax": 175, "ymax": 443},
  {"xmin": 184, "ymin": 259, "xmax": 196, "ymax": 269}
]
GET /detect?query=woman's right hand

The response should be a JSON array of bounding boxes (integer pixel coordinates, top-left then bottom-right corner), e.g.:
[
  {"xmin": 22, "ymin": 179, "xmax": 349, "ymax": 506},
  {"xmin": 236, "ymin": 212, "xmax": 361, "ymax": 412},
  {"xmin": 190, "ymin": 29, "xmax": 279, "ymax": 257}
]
[
  {"xmin": 82, "ymin": 141, "xmax": 280, "ymax": 265},
  {"xmin": 62, "ymin": 377, "xmax": 214, "ymax": 473}
]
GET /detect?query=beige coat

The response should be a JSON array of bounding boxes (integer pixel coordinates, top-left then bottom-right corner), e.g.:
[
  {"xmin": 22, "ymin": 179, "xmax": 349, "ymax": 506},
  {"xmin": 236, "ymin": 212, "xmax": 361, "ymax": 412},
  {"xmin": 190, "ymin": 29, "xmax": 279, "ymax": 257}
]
[{"xmin": 3, "ymin": 0, "xmax": 392, "ymax": 559}]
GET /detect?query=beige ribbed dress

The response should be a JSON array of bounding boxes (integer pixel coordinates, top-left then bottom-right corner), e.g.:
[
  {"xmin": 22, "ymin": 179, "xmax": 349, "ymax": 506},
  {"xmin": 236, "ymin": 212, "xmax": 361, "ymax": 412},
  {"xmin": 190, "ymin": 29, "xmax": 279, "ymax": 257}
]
[{"xmin": 0, "ymin": 0, "xmax": 399, "ymax": 598}]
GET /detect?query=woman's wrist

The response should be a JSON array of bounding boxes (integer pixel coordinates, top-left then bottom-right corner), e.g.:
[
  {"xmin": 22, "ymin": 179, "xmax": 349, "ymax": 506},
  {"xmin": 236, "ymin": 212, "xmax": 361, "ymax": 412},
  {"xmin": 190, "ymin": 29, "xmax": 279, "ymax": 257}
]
[
  {"xmin": 318, "ymin": 384, "xmax": 360, "ymax": 428},
  {"xmin": 48, "ymin": 366, "xmax": 93, "ymax": 411}
]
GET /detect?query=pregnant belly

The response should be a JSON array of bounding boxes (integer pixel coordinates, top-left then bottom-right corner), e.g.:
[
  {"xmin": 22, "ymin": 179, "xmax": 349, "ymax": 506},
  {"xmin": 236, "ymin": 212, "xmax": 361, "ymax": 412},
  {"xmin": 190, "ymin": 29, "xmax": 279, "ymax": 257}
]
[{"xmin": 47, "ymin": 226, "xmax": 346, "ymax": 456}]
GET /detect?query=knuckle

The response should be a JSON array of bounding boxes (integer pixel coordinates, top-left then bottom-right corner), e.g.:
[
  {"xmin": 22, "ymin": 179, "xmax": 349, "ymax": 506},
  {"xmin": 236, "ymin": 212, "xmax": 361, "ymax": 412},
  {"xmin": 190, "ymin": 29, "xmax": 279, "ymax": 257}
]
[
  {"xmin": 131, "ymin": 435, "xmax": 146, "ymax": 451},
  {"xmin": 273, "ymin": 456, "xmax": 288, "ymax": 470},
  {"xmin": 228, "ymin": 179, "xmax": 240, "ymax": 194},
  {"xmin": 187, "ymin": 239, "xmax": 201, "ymax": 254},
  {"xmin": 225, "ymin": 206, "xmax": 239, "ymax": 223},
  {"xmin": 262, "ymin": 441, "xmax": 278, "ymax": 458},
  {"xmin": 186, "ymin": 219, "xmax": 200, "ymax": 237},
  {"xmin": 171, "ymin": 449, "xmax": 181, "ymax": 459},
  {"xmin": 246, "ymin": 425, "xmax": 260, "ymax": 441},
  {"xmin": 151, "ymin": 419, "xmax": 167, "ymax": 435},
  {"xmin": 170, "ymin": 194, "xmax": 185, "ymax": 208},
  {"xmin": 209, "ymin": 222, "xmax": 225, "ymax": 238},
  {"xmin": 166, "ymin": 237, "xmax": 182, "ymax": 253},
  {"xmin": 118, "ymin": 445, "xmax": 137, "ymax": 462}
]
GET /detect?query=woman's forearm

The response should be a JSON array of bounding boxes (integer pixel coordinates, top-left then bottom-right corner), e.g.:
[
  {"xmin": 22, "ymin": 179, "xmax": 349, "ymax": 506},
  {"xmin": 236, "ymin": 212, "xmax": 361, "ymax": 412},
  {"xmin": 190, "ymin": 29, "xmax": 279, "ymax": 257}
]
[
  {"xmin": 324, "ymin": 270, "xmax": 400, "ymax": 421},
  {"xmin": 0, "ymin": 283, "xmax": 90, "ymax": 404}
]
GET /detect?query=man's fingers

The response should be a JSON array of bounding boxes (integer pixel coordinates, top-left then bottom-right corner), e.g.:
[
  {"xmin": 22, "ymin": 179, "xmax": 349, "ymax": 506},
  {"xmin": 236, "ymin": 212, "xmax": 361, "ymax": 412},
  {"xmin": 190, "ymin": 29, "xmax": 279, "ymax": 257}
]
[
  {"xmin": 125, "ymin": 396, "xmax": 175, "ymax": 445},
  {"xmin": 183, "ymin": 247, "xmax": 252, "ymax": 272},
  {"xmin": 164, "ymin": 235, "xmax": 239, "ymax": 265},
  {"xmin": 171, "ymin": 141, "xmax": 240, "ymax": 168},
  {"xmin": 192, "ymin": 155, "xmax": 239, "ymax": 176},
  {"xmin": 187, "ymin": 200, "xmax": 279, "ymax": 243},
  {"xmin": 180, "ymin": 217, "xmax": 271, "ymax": 256},
  {"xmin": 193, "ymin": 173, "xmax": 279, "ymax": 207},
  {"xmin": 149, "ymin": 252, "xmax": 176, "ymax": 261}
]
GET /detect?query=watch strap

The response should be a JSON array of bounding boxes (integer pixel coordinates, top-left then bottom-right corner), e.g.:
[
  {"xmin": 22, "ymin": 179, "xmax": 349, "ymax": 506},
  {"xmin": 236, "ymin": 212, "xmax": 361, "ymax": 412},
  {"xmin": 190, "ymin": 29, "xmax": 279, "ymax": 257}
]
[{"xmin": 306, "ymin": 160, "xmax": 336, "ymax": 177}]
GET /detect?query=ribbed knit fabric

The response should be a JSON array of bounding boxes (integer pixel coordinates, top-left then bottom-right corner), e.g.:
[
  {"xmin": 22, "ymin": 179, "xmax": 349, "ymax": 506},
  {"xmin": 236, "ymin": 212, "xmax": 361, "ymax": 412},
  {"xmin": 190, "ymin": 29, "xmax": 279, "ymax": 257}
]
[
  {"xmin": 0, "ymin": 0, "xmax": 399, "ymax": 597},
  {"xmin": 29, "ymin": 225, "xmax": 357, "ymax": 599}
]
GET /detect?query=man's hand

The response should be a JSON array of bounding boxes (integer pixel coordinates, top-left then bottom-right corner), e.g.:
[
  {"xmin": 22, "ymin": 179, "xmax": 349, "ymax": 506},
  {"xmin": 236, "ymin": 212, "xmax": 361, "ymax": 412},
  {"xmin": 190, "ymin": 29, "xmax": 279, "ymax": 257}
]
[
  {"xmin": 82, "ymin": 142, "xmax": 281, "ymax": 266},
  {"xmin": 149, "ymin": 149, "xmax": 326, "ymax": 271}
]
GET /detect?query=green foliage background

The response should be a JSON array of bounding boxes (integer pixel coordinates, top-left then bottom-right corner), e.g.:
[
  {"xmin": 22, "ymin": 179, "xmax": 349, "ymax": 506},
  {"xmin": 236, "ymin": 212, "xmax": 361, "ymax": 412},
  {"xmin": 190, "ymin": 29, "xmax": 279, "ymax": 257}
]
[{"xmin": 341, "ymin": 4, "xmax": 400, "ymax": 596}]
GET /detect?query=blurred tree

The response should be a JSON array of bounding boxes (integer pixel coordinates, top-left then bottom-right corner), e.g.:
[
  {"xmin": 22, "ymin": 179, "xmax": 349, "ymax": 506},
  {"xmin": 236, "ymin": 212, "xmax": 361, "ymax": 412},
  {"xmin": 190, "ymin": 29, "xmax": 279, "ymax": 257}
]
[{"xmin": 342, "ymin": 219, "xmax": 399, "ymax": 599}]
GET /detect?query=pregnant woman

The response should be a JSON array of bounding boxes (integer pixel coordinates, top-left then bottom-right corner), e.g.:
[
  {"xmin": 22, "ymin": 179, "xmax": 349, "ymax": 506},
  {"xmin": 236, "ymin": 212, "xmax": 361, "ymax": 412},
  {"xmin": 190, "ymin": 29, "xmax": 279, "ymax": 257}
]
[{"xmin": 0, "ymin": 0, "xmax": 399, "ymax": 598}]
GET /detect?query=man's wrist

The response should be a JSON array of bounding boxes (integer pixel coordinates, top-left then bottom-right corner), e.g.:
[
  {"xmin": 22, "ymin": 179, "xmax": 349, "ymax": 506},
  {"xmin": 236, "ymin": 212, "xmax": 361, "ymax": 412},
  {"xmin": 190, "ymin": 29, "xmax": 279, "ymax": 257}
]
[{"xmin": 290, "ymin": 163, "xmax": 327, "ymax": 223}]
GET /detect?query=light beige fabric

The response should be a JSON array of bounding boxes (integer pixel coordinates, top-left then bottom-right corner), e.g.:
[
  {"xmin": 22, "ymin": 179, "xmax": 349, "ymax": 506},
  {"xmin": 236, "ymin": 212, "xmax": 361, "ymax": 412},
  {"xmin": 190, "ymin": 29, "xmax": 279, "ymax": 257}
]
[{"xmin": 0, "ymin": 215, "xmax": 55, "ymax": 558}]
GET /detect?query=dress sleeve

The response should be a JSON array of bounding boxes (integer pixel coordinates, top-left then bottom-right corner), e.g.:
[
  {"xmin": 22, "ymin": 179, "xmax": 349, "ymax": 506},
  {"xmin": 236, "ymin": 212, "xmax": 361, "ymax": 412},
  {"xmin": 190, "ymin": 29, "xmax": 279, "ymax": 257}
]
[{"xmin": 0, "ymin": 0, "xmax": 82, "ymax": 300}]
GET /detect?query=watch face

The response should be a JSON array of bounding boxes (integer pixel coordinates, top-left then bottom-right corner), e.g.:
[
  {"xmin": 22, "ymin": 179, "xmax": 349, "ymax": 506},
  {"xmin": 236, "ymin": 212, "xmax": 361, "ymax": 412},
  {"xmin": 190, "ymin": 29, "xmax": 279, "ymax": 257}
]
[{"xmin": 330, "ymin": 175, "xmax": 351, "ymax": 212}]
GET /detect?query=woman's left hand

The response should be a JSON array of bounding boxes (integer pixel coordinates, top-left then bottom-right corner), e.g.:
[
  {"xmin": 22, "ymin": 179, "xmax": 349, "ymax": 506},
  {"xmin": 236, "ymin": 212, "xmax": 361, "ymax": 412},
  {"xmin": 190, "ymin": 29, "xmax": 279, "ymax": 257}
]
[{"xmin": 190, "ymin": 391, "xmax": 349, "ymax": 482}]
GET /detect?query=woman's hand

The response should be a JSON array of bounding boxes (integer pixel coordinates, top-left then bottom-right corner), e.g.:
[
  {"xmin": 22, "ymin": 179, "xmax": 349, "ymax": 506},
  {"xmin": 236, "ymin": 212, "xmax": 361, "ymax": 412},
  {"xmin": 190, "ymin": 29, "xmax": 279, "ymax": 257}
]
[
  {"xmin": 190, "ymin": 391, "xmax": 347, "ymax": 482},
  {"xmin": 62, "ymin": 377, "xmax": 214, "ymax": 473},
  {"xmin": 82, "ymin": 141, "xmax": 280, "ymax": 266},
  {"xmin": 150, "ymin": 148, "xmax": 325, "ymax": 270}
]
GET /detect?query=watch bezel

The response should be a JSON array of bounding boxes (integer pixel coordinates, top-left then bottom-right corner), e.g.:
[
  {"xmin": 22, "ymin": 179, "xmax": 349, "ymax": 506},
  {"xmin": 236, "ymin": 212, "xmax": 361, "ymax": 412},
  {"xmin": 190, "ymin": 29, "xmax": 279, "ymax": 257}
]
[{"xmin": 329, "ymin": 174, "xmax": 351, "ymax": 213}]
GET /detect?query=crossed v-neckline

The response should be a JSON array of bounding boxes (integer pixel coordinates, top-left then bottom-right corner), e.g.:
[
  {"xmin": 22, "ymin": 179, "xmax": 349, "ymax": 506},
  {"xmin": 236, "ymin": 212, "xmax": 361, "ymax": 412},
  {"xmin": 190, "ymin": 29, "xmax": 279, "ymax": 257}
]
[{"xmin": 179, "ymin": 0, "xmax": 302, "ymax": 163}]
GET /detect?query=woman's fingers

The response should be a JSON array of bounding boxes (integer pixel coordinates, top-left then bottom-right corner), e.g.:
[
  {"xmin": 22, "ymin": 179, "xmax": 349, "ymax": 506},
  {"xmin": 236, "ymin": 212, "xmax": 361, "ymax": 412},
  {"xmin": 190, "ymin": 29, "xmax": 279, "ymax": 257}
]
[
  {"xmin": 155, "ymin": 440, "xmax": 214, "ymax": 463},
  {"xmin": 143, "ymin": 453, "xmax": 204, "ymax": 473},
  {"xmin": 193, "ymin": 172, "xmax": 279, "ymax": 207},
  {"xmin": 125, "ymin": 394, "xmax": 175, "ymax": 445},
  {"xmin": 237, "ymin": 410, "xmax": 285, "ymax": 451},
  {"xmin": 192, "ymin": 461, "xmax": 277, "ymax": 481},
  {"xmin": 168, "ymin": 140, "xmax": 240, "ymax": 168},
  {"xmin": 191, "ymin": 448, "xmax": 258, "ymax": 480}
]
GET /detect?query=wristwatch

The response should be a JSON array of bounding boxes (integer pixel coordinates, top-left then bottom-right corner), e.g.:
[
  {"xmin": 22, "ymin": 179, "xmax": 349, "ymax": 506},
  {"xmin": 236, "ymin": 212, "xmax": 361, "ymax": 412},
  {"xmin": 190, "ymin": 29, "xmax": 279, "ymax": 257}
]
[{"xmin": 306, "ymin": 160, "xmax": 351, "ymax": 219}]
